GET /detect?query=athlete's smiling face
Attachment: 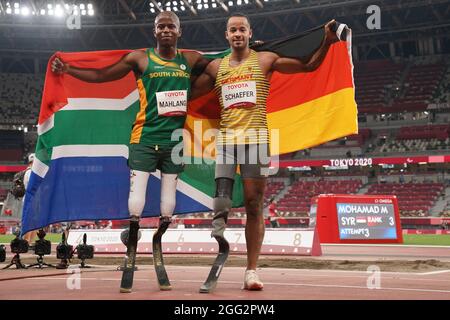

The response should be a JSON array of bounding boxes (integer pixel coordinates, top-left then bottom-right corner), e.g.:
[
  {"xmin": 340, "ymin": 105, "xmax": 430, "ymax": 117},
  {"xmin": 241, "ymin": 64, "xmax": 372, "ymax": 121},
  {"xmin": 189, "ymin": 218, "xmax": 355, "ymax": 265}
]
[
  {"xmin": 154, "ymin": 13, "xmax": 181, "ymax": 47},
  {"xmin": 226, "ymin": 16, "xmax": 252, "ymax": 50}
]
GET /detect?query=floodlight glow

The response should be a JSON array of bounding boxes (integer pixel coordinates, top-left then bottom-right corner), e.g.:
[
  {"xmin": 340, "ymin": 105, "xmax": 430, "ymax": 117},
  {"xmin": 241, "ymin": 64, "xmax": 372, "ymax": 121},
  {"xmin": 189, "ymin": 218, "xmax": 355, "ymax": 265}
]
[
  {"xmin": 237, "ymin": 0, "xmax": 242, "ymax": 5},
  {"xmin": 197, "ymin": 4, "xmax": 202, "ymax": 9},
  {"xmin": 80, "ymin": 4, "xmax": 85, "ymax": 10},
  {"xmin": 212, "ymin": 3, "xmax": 217, "ymax": 8},
  {"xmin": 81, "ymin": 9, "xmax": 86, "ymax": 15},
  {"xmin": 173, "ymin": 7, "xmax": 178, "ymax": 11},
  {"xmin": 87, "ymin": 3, "xmax": 93, "ymax": 10},
  {"xmin": 150, "ymin": 8, "xmax": 155, "ymax": 13},
  {"xmin": 14, "ymin": 8, "xmax": 19, "ymax": 14},
  {"xmin": 244, "ymin": 0, "xmax": 249, "ymax": 3},
  {"xmin": 228, "ymin": 1, "xmax": 233, "ymax": 6},
  {"xmin": 14, "ymin": 2, "xmax": 19, "ymax": 9},
  {"xmin": 73, "ymin": 8, "xmax": 79, "ymax": 16},
  {"xmin": 47, "ymin": 4, "xmax": 53, "ymax": 9},
  {"xmin": 6, "ymin": 8, "xmax": 12, "ymax": 14},
  {"xmin": 196, "ymin": 0, "xmax": 201, "ymax": 3},
  {"xmin": 150, "ymin": 3, "xmax": 154, "ymax": 7},
  {"xmin": 48, "ymin": 9, "xmax": 54, "ymax": 15},
  {"xmin": 204, "ymin": 4, "xmax": 209, "ymax": 8},
  {"xmin": 55, "ymin": 6, "xmax": 64, "ymax": 17},
  {"xmin": 40, "ymin": 9, "xmax": 45, "ymax": 15},
  {"xmin": 158, "ymin": 2, "xmax": 162, "ymax": 6},
  {"xmin": 65, "ymin": 4, "xmax": 70, "ymax": 10},
  {"xmin": 21, "ymin": 7, "xmax": 30, "ymax": 16},
  {"xmin": 181, "ymin": 5, "xmax": 185, "ymax": 10},
  {"xmin": 166, "ymin": 7, "xmax": 171, "ymax": 11},
  {"xmin": 88, "ymin": 9, "xmax": 94, "ymax": 16},
  {"xmin": 203, "ymin": 0, "xmax": 207, "ymax": 3},
  {"xmin": 172, "ymin": 1, "xmax": 177, "ymax": 5}
]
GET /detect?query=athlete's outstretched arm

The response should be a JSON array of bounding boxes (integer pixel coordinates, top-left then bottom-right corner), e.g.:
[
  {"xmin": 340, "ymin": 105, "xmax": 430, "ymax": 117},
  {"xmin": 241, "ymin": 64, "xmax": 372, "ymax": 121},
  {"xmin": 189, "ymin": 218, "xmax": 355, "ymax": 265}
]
[
  {"xmin": 51, "ymin": 50, "xmax": 143, "ymax": 83},
  {"xmin": 190, "ymin": 59, "xmax": 220, "ymax": 100},
  {"xmin": 270, "ymin": 20, "xmax": 340, "ymax": 74}
]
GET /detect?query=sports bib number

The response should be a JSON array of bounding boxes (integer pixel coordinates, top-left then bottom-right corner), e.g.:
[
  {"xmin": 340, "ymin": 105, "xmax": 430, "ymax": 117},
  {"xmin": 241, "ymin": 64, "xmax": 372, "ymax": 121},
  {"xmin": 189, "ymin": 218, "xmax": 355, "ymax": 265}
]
[
  {"xmin": 156, "ymin": 90, "xmax": 188, "ymax": 116},
  {"xmin": 221, "ymin": 81, "xmax": 256, "ymax": 109}
]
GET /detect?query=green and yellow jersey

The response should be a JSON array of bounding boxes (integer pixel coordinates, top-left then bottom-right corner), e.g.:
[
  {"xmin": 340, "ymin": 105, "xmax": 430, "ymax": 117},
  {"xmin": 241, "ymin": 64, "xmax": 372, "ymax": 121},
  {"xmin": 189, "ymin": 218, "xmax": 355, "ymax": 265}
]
[{"xmin": 131, "ymin": 48, "xmax": 191, "ymax": 147}]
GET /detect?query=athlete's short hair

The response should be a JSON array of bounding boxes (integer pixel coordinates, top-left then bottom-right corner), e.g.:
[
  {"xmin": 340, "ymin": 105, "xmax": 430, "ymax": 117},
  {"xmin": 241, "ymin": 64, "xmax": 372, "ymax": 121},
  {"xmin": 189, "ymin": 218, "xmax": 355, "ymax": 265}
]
[
  {"xmin": 155, "ymin": 11, "xmax": 180, "ymax": 28},
  {"xmin": 227, "ymin": 12, "xmax": 251, "ymax": 28}
]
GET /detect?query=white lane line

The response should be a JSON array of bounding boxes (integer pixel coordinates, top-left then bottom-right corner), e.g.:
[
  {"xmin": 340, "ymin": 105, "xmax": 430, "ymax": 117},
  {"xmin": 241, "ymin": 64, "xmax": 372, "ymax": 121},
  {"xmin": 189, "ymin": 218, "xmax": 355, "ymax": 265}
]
[
  {"xmin": 419, "ymin": 270, "xmax": 450, "ymax": 275},
  {"xmin": 398, "ymin": 278, "xmax": 450, "ymax": 282},
  {"xmin": 272, "ymin": 268, "xmax": 450, "ymax": 276},
  {"xmin": 23, "ymin": 277, "xmax": 450, "ymax": 295},
  {"xmin": 8, "ymin": 266, "xmax": 449, "ymax": 284},
  {"xmin": 323, "ymin": 244, "xmax": 450, "ymax": 248},
  {"xmin": 140, "ymin": 265, "xmax": 450, "ymax": 277},
  {"xmin": 171, "ymin": 279, "xmax": 450, "ymax": 294},
  {"xmin": 249, "ymin": 267, "xmax": 450, "ymax": 276},
  {"xmin": 21, "ymin": 273, "xmax": 450, "ymax": 283}
]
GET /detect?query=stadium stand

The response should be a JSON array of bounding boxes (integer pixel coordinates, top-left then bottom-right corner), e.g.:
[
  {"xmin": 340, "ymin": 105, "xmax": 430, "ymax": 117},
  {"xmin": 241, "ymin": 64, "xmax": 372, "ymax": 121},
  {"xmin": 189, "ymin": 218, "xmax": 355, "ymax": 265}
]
[
  {"xmin": 392, "ymin": 62, "xmax": 447, "ymax": 112},
  {"xmin": 354, "ymin": 59, "xmax": 405, "ymax": 113},
  {"xmin": 366, "ymin": 182, "xmax": 445, "ymax": 217},
  {"xmin": 397, "ymin": 124, "xmax": 449, "ymax": 140},
  {"xmin": 354, "ymin": 58, "xmax": 447, "ymax": 114},
  {"xmin": 377, "ymin": 125, "xmax": 450, "ymax": 153},
  {"xmin": 0, "ymin": 188, "xmax": 8, "ymax": 202},
  {"xmin": 0, "ymin": 130, "xmax": 25, "ymax": 162},
  {"xmin": 379, "ymin": 138, "xmax": 450, "ymax": 153},
  {"xmin": 230, "ymin": 181, "xmax": 285, "ymax": 217},
  {"xmin": 185, "ymin": 181, "xmax": 287, "ymax": 219},
  {"xmin": 276, "ymin": 180, "xmax": 362, "ymax": 217},
  {"xmin": 431, "ymin": 63, "xmax": 450, "ymax": 104},
  {"xmin": 0, "ymin": 73, "xmax": 43, "ymax": 125}
]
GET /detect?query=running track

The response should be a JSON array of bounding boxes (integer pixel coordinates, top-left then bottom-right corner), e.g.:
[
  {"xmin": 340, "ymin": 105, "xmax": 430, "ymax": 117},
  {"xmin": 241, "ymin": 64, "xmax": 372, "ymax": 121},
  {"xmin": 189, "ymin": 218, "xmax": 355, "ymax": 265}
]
[{"xmin": 0, "ymin": 244, "xmax": 449, "ymax": 300}]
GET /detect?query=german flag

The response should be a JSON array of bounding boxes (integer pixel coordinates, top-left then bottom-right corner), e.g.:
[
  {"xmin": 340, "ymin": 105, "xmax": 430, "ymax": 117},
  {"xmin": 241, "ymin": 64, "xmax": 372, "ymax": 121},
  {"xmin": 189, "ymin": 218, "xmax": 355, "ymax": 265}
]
[{"xmin": 185, "ymin": 23, "xmax": 357, "ymax": 158}]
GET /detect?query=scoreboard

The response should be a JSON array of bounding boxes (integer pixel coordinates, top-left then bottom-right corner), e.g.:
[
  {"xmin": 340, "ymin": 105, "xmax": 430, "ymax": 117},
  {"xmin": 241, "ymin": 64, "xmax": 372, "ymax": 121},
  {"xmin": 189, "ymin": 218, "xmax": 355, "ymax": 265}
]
[
  {"xmin": 311, "ymin": 194, "xmax": 403, "ymax": 244},
  {"xmin": 337, "ymin": 202, "xmax": 397, "ymax": 239}
]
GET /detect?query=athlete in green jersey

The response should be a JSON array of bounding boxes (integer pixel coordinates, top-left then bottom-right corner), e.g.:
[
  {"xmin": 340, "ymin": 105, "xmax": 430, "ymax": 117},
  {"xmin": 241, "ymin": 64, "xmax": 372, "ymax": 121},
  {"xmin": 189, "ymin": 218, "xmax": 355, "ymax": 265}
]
[
  {"xmin": 130, "ymin": 47, "xmax": 191, "ymax": 148},
  {"xmin": 52, "ymin": 11, "xmax": 211, "ymax": 293}
]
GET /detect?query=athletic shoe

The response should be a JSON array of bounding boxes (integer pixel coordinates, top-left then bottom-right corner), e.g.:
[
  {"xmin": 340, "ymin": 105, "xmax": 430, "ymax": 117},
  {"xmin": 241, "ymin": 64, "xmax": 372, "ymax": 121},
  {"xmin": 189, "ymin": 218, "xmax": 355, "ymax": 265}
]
[{"xmin": 243, "ymin": 269, "xmax": 264, "ymax": 290}]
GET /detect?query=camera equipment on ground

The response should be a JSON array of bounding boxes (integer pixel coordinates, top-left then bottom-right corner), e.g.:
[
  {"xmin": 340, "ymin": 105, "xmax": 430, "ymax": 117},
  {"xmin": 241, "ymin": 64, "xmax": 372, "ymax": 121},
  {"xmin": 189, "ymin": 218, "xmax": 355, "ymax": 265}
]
[
  {"xmin": 56, "ymin": 232, "xmax": 73, "ymax": 269},
  {"xmin": 75, "ymin": 233, "xmax": 94, "ymax": 268},
  {"xmin": 0, "ymin": 244, "xmax": 6, "ymax": 263},
  {"xmin": 2, "ymin": 231, "xmax": 28, "ymax": 269},
  {"xmin": 28, "ymin": 229, "xmax": 54, "ymax": 269}
]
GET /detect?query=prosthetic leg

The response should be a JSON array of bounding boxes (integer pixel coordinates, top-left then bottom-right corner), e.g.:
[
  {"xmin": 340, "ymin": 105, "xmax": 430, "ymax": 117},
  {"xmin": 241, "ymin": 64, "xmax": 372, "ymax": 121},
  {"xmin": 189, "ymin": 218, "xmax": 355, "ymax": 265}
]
[
  {"xmin": 120, "ymin": 170, "xmax": 149, "ymax": 293},
  {"xmin": 200, "ymin": 178, "xmax": 233, "ymax": 293},
  {"xmin": 153, "ymin": 173, "xmax": 177, "ymax": 290},
  {"xmin": 119, "ymin": 216, "xmax": 140, "ymax": 293},
  {"xmin": 153, "ymin": 216, "xmax": 172, "ymax": 290}
]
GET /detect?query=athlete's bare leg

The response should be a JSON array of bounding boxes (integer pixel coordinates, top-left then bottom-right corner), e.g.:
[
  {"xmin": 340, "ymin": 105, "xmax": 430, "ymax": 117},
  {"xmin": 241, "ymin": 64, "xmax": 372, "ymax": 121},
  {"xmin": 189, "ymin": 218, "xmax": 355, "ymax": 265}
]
[{"xmin": 242, "ymin": 178, "xmax": 267, "ymax": 270}]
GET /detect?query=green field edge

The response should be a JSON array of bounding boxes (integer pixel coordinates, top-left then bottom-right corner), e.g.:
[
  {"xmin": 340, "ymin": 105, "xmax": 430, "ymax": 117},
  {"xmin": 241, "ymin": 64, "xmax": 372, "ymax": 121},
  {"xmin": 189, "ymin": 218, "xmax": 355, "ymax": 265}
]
[{"xmin": 0, "ymin": 233, "xmax": 449, "ymax": 246}]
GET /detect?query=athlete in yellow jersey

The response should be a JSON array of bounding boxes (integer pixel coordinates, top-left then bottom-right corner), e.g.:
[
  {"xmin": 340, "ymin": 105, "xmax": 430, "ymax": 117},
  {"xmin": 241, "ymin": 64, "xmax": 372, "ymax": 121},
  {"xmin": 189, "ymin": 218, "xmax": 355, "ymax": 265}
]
[{"xmin": 192, "ymin": 13, "xmax": 339, "ymax": 292}]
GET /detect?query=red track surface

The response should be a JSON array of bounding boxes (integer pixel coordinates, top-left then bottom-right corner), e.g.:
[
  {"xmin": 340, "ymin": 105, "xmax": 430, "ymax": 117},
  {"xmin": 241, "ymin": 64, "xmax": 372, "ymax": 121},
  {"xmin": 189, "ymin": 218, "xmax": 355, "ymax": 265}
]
[
  {"xmin": 1, "ymin": 244, "xmax": 450, "ymax": 300},
  {"xmin": 0, "ymin": 265, "xmax": 449, "ymax": 300}
]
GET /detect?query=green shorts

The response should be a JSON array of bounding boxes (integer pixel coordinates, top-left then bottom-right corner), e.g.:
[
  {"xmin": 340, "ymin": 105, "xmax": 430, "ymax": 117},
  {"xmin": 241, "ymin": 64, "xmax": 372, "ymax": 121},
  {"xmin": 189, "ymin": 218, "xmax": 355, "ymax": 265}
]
[{"xmin": 128, "ymin": 144, "xmax": 184, "ymax": 174}]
